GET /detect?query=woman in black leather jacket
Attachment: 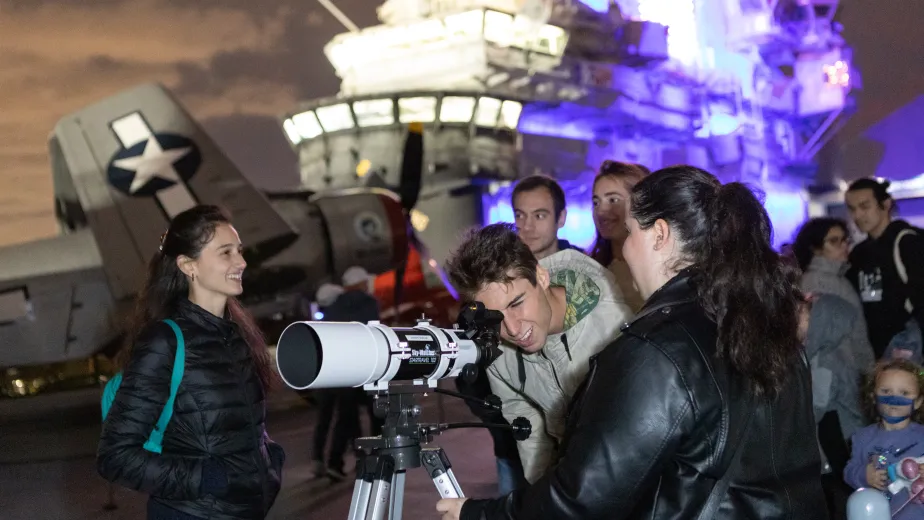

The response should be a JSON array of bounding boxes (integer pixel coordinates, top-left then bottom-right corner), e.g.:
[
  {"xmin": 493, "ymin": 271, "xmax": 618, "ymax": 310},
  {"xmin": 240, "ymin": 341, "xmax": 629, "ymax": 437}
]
[
  {"xmin": 439, "ymin": 166, "xmax": 827, "ymax": 519},
  {"xmin": 98, "ymin": 205, "xmax": 285, "ymax": 520}
]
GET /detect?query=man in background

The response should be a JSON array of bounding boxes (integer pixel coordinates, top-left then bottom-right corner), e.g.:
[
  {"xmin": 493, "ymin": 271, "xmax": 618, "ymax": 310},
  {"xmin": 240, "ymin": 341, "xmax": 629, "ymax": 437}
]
[
  {"xmin": 844, "ymin": 178, "xmax": 924, "ymax": 361},
  {"xmin": 311, "ymin": 267, "xmax": 383, "ymax": 480},
  {"xmin": 512, "ymin": 175, "xmax": 582, "ymax": 260}
]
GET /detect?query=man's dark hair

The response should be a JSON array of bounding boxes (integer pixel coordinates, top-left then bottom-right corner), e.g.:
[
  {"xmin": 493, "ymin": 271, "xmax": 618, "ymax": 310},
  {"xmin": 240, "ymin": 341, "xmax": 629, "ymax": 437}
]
[
  {"xmin": 445, "ymin": 223, "xmax": 539, "ymax": 300},
  {"xmin": 511, "ymin": 174, "xmax": 566, "ymax": 220},
  {"xmin": 847, "ymin": 178, "xmax": 893, "ymax": 211}
]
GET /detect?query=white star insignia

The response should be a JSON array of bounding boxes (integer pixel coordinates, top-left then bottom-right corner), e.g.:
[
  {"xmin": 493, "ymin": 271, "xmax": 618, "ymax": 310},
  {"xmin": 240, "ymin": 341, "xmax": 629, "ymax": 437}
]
[{"xmin": 112, "ymin": 135, "xmax": 192, "ymax": 194}]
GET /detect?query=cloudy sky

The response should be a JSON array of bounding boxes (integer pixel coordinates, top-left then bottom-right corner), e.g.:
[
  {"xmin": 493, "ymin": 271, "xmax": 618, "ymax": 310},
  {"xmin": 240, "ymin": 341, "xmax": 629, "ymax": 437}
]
[{"xmin": 1, "ymin": 0, "xmax": 922, "ymax": 247}]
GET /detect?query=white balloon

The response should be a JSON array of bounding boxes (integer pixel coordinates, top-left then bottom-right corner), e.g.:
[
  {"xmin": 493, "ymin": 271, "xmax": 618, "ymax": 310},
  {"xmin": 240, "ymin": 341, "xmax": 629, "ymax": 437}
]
[{"xmin": 846, "ymin": 488, "xmax": 892, "ymax": 520}]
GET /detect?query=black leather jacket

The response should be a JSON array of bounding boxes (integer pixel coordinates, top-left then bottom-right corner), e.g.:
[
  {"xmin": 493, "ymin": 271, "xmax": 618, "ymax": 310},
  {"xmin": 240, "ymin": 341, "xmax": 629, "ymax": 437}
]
[
  {"xmin": 98, "ymin": 299, "xmax": 284, "ymax": 519},
  {"xmin": 462, "ymin": 272, "xmax": 827, "ymax": 520}
]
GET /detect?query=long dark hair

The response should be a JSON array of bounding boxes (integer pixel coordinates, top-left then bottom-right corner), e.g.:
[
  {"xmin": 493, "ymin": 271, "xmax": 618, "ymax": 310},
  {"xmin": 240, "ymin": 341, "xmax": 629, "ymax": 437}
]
[
  {"xmin": 588, "ymin": 160, "xmax": 648, "ymax": 266},
  {"xmin": 630, "ymin": 166, "xmax": 802, "ymax": 398},
  {"xmin": 120, "ymin": 205, "xmax": 276, "ymax": 391},
  {"xmin": 791, "ymin": 217, "xmax": 849, "ymax": 271}
]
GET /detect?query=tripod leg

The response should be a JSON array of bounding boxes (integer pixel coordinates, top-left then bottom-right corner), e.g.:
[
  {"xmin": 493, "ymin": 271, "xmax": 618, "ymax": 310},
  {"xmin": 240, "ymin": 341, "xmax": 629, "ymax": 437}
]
[
  {"xmin": 365, "ymin": 455, "xmax": 395, "ymax": 520},
  {"xmin": 388, "ymin": 471, "xmax": 406, "ymax": 520},
  {"xmin": 348, "ymin": 456, "xmax": 374, "ymax": 520},
  {"xmin": 421, "ymin": 447, "xmax": 464, "ymax": 498}
]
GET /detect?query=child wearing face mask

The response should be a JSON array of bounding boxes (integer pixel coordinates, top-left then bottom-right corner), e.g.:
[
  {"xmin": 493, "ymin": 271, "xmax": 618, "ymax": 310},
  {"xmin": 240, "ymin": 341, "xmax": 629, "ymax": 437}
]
[{"xmin": 844, "ymin": 359, "xmax": 924, "ymax": 518}]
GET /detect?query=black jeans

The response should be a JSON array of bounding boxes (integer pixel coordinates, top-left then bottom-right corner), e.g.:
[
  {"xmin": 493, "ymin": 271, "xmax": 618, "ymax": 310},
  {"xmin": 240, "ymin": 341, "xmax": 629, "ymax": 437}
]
[{"xmin": 312, "ymin": 388, "xmax": 361, "ymax": 471}]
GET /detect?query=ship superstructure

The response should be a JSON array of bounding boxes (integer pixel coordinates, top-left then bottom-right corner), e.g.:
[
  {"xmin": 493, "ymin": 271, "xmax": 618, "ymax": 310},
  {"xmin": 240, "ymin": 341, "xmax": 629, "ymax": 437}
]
[{"xmin": 281, "ymin": 0, "xmax": 853, "ymax": 258}]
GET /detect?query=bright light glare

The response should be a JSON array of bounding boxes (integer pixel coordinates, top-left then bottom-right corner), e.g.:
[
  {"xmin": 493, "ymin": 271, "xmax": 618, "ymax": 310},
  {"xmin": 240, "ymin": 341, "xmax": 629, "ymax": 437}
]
[
  {"xmin": 356, "ymin": 159, "xmax": 372, "ymax": 177},
  {"xmin": 823, "ymin": 60, "xmax": 850, "ymax": 88},
  {"xmin": 708, "ymin": 113, "xmax": 740, "ymax": 136},
  {"xmin": 443, "ymin": 10, "xmax": 484, "ymax": 36},
  {"xmin": 499, "ymin": 100, "xmax": 523, "ymax": 129},
  {"xmin": 638, "ymin": 0, "xmax": 699, "ymax": 66},
  {"xmin": 410, "ymin": 209, "xmax": 430, "ymax": 232},
  {"xmin": 475, "ymin": 97, "xmax": 502, "ymax": 126},
  {"xmin": 353, "ymin": 99, "xmax": 395, "ymax": 127},
  {"xmin": 398, "ymin": 97, "xmax": 437, "ymax": 123},
  {"xmin": 315, "ymin": 104, "xmax": 355, "ymax": 132},
  {"xmin": 282, "ymin": 119, "xmax": 301, "ymax": 144},
  {"xmin": 292, "ymin": 111, "xmax": 323, "ymax": 139},
  {"xmin": 325, "ymin": 8, "xmax": 567, "ymax": 75},
  {"xmin": 439, "ymin": 96, "xmax": 476, "ymax": 123}
]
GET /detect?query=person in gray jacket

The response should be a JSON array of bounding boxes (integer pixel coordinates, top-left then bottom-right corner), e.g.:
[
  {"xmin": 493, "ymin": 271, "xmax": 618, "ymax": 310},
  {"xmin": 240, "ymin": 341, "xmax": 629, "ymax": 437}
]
[
  {"xmin": 804, "ymin": 293, "xmax": 868, "ymax": 519},
  {"xmin": 445, "ymin": 223, "xmax": 634, "ymax": 483},
  {"xmin": 806, "ymin": 293, "xmax": 868, "ymax": 438},
  {"xmin": 793, "ymin": 217, "xmax": 875, "ymax": 371}
]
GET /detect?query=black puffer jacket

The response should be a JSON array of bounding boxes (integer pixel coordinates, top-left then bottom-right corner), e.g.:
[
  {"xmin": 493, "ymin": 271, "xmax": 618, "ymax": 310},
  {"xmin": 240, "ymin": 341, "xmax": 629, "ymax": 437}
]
[
  {"xmin": 461, "ymin": 272, "xmax": 827, "ymax": 520},
  {"xmin": 98, "ymin": 298, "xmax": 284, "ymax": 519}
]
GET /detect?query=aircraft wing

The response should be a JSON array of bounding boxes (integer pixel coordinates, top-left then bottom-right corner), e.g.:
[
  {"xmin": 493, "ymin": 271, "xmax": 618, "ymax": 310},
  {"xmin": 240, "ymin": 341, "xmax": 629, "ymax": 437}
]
[
  {"xmin": 0, "ymin": 230, "xmax": 118, "ymax": 369},
  {"xmin": 50, "ymin": 83, "xmax": 298, "ymax": 301}
]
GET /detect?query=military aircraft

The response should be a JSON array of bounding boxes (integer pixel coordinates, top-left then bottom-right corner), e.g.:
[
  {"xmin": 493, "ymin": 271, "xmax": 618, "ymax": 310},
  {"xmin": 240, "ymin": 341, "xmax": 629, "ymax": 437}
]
[{"xmin": 0, "ymin": 83, "xmax": 455, "ymax": 392}]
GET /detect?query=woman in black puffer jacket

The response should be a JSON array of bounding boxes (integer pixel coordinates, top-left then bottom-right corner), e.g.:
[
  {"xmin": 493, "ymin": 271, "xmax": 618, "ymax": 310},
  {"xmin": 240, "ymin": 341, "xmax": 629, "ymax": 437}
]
[{"xmin": 98, "ymin": 205, "xmax": 285, "ymax": 520}]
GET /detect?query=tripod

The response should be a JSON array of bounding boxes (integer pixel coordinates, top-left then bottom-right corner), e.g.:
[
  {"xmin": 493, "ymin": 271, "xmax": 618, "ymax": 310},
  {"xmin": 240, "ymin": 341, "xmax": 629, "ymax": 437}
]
[{"xmin": 346, "ymin": 383, "xmax": 530, "ymax": 520}]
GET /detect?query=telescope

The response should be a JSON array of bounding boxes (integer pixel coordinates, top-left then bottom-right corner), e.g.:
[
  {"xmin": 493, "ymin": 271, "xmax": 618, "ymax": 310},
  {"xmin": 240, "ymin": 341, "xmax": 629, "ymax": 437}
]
[
  {"xmin": 275, "ymin": 302, "xmax": 531, "ymax": 520},
  {"xmin": 275, "ymin": 301, "xmax": 505, "ymax": 391}
]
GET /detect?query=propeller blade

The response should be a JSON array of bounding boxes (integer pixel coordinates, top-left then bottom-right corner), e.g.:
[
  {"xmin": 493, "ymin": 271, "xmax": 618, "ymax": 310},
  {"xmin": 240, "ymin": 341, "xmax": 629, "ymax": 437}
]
[
  {"xmin": 393, "ymin": 122, "xmax": 424, "ymax": 310},
  {"xmin": 398, "ymin": 122, "xmax": 424, "ymax": 212}
]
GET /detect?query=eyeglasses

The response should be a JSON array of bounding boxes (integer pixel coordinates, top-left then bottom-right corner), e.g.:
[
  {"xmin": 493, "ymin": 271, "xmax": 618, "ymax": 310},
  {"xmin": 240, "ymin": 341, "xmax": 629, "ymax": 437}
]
[{"xmin": 825, "ymin": 235, "xmax": 850, "ymax": 246}]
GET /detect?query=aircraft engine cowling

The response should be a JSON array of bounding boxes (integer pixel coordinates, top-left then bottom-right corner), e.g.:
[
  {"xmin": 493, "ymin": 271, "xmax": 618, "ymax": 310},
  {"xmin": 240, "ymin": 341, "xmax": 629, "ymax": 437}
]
[{"xmin": 310, "ymin": 189, "xmax": 409, "ymax": 283}]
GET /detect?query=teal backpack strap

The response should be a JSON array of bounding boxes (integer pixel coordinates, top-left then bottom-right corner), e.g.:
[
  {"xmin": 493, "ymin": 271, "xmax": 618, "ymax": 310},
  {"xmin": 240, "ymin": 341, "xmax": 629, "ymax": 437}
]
[
  {"xmin": 143, "ymin": 319, "xmax": 186, "ymax": 454},
  {"xmin": 101, "ymin": 372, "xmax": 122, "ymax": 421}
]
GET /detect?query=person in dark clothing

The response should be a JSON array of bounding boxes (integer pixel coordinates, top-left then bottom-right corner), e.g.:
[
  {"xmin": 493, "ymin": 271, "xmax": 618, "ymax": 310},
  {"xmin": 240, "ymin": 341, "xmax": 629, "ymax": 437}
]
[
  {"xmin": 311, "ymin": 267, "xmax": 383, "ymax": 480},
  {"xmin": 437, "ymin": 166, "xmax": 827, "ymax": 520},
  {"xmin": 311, "ymin": 386, "xmax": 361, "ymax": 481},
  {"xmin": 97, "ymin": 205, "xmax": 284, "ymax": 520},
  {"xmin": 844, "ymin": 178, "xmax": 924, "ymax": 361},
  {"xmin": 455, "ymin": 369, "xmax": 527, "ymax": 495}
]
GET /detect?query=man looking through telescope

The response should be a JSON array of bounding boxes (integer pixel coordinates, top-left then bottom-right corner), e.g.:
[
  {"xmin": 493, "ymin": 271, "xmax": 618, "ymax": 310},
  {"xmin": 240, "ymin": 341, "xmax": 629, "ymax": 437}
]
[{"xmin": 444, "ymin": 223, "xmax": 634, "ymax": 484}]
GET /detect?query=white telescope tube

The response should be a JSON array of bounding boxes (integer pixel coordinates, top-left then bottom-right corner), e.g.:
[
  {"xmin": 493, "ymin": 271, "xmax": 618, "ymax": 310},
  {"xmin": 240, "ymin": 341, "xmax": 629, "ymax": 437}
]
[
  {"xmin": 275, "ymin": 321, "xmax": 391, "ymax": 390},
  {"xmin": 275, "ymin": 319, "xmax": 482, "ymax": 390}
]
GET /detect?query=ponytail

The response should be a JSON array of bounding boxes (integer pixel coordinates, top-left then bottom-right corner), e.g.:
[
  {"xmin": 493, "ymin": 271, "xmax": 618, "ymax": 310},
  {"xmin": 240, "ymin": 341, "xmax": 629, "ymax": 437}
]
[
  {"xmin": 630, "ymin": 166, "xmax": 803, "ymax": 399},
  {"xmin": 699, "ymin": 183, "xmax": 802, "ymax": 398}
]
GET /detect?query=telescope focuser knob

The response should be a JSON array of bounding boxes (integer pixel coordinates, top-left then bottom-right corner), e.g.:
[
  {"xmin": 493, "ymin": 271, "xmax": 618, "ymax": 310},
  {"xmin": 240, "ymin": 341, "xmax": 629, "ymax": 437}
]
[
  {"xmin": 485, "ymin": 394, "xmax": 502, "ymax": 411},
  {"xmin": 511, "ymin": 416, "xmax": 532, "ymax": 441},
  {"xmin": 461, "ymin": 363, "xmax": 479, "ymax": 384}
]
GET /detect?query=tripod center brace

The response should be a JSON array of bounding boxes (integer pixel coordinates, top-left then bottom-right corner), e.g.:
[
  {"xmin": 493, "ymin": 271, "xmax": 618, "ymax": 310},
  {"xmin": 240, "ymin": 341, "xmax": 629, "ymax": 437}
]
[{"xmin": 347, "ymin": 384, "xmax": 531, "ymax": 520}]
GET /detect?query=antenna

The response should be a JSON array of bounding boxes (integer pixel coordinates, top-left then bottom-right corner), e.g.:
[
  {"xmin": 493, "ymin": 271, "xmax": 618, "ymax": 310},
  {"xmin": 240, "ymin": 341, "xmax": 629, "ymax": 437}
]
[{"xmin": 315, "ymin": 0, "xmax": 360, "ymax": 33}]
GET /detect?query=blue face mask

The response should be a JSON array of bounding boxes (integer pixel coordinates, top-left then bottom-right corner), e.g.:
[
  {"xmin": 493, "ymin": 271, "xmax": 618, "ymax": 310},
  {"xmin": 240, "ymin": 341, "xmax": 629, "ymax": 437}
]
[{"xmin": 877, "ymin": 395, "xmax": 917, "ymax": 423}]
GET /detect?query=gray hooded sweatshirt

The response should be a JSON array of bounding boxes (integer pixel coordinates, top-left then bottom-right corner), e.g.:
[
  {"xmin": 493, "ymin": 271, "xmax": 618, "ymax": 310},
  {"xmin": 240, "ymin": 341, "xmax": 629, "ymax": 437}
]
[{"xmin": 486, "ymin": 249, "xmax": 635, "ymax": 483}]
